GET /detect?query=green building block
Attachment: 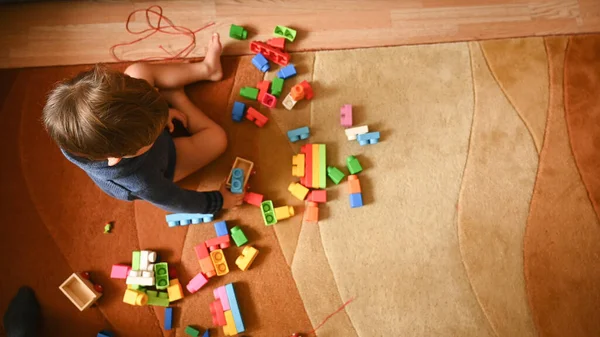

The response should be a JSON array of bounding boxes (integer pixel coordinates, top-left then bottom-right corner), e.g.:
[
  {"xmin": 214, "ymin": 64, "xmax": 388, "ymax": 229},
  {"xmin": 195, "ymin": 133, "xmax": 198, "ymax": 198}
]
[
  {"xmin": 185, "ymin": 326, "xmax": 201, "ymax": 337},
  {"xmin": 229, "ymin": 24, "xmax": 248, "ymax": 40},
  {"xmin": 274, "ymin": 25, "xmax": 297, "ymax": 42},
  {"xmin": 132, "ymin": 251, "xmax": 140, "ymax": 270},
  {"xmin": 154, "ymin": 262, "xmax": 169, "ymax": 290},
  {"xmin": 271, "ymin": 77, "xmax": 284, "ymax": 97},
  {"xmin": 129, "ymin": 284, "xmax": 144, "ymax": 291},
  {"xmin": 146, "ymin": 290, "xmax": 169, "ymax": 307},
  {"xmin": 327, "ymin": 166, "xmax": 345, "ymax": 184},
  {"xmin": 347, "ymin": 155, "xmax": 363, "ymax": 175},
  {"xmin": 319, "ymin": 144, "xmax": 326, "ymax": 188},
  {"xmin": 261, "ymin": 200, "xmax": 277, "ymax": 226},
  {"xmin": 240, "ymin": 87, "xmax": 259, "ymax": 100},
  {"xmin": 103, "ymin": 223, "xmax": 112, "ymax": 234},
  {"xmin": 230, "ymin": 226, "xmax": 248, "ymax": 247}
]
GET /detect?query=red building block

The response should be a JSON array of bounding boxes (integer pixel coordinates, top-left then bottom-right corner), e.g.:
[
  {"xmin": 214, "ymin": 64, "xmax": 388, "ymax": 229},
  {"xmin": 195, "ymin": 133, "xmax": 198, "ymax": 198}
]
[
  {"xmin": 260, "ymin": 92, "xmax": 277, "ymax": 108},
  {"xmin": 300, "ymin": 144, "xmax": 312, "ymax": 187},
  {"xmin": 266, "ymin": 37, "xmax": 286, "ymax": 50},
  {"xmin": 194, "ymin": 243, "xmax": 210, "ymax": 259},
  {"xmin": 210, "ymin": 300, "xmax": 227, "ymax": 326},
  {"xmin": 168, "ymin": 266, "xmax": 177, "ymax": 279},
  {"xmin": 205, "ymin": 235, "xmax": 231, "ymax": 251},
  {"xmin": 299, "ymin": 80, "xmax": 314, "ymax": 100},
  {"xmin": 245, "ymin": 107, "xmax": 269, "ymax": 127},
  {"xmin": 257, "ymin": 80, "xmax": 271, "ymax": 93},
  {"xmin": 250, "ymin": 41, "xmax": 291, "ymax": 66},
  {"xmin": 307, "ymin": 190, "xmax": 327, "ymax": 203},
  {"xmin": 244, "ymin": 192, "xmax": 264, "ymax": 207}
]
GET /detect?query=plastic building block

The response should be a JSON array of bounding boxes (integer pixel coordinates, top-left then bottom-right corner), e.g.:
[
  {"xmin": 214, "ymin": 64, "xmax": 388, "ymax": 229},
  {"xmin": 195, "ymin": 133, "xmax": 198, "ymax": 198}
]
[
  {"xmin": 194, "ymin": 243, "xmax": 216, "ymax": 278},
  {"xmin": 59, "ymin": 273, "xmax": 102, "ymax": 311},
  {"xmin": 292, "ymin": 154, "xmax": 305, "ymax": 177},
  {"xmin": 266, "ymin": 37, "xmax": 286, "ymax": 50},
  {"xmin": 169, "ymin": 266, "xmax": 177, "ymax": 279},
  {"xmin": 229, "ymin": 24, "xmax": 247, "ymax": 40},
  {"xmin": 348, "ymin": 175, "xmax": 362, "ymax": 194},
  {"xmin": 214, "ymin": 286, "xmax": 231, "ymax": 311},
  {"xmin": 224, "ymin": 283, "xmax": 246, "ymax": 333},
  {"xmin": 319, "ymin": 144, "xmax": 326, "ymax": 189},
  {"xmin": 186, "ymin": 272, "xmax": 208, "ymax": 294},
  {"xmin": 205, "ymin": 235, "xmax": 231, "ymax": 251},
  {"xmin": 203, "ymin": 330, "xmax": 210, "ymax": 337},
  {"xmin": 274, "ymin": 206, "xmax": 295, "ymax": 221},
  {"xmin": 230, "ymin": 168, "xmax": 244, "ymax": 194},
  {"xmin": 282, "ymin": 93, "xmax": 297, "ymax": 110},
  {"xmin": 185, "ymin": 326, "xmax": 201, "ymax": 337},
  {"xmin": 236, "ymin": 246, "xmax": 259, "ymax": 271},
  {"xmin": 123, "ymin": 289, "xmax": 148, "ymax": 306},
  {"xmin": 240, "ymin": 87, "xmax": 259, "ymax": 100},
  {"xmin": 139, "ymin": 250, "xmax": 150, "ymax": 271},
  {"xmin": 260, "ymin": 92, "xmax": 277, "ymax": 108},
  {"xmin": 347, "ymin": 155, "xmax": 363, "ymax": 174},
  {"xmin": 252, "ymin": 53, "xmax": 270, "ymax": 72},
  {"xmin": 126, "ymin": 274, "xmax": 154, "ymax": 286},
  {"xmin": 103, "ymin": 223, "xmax": 112, "ymax": 234},
  {"xmin": 243, "ymin": 192, "xmax": 263, "ymax": 207},
  {"xmin": 300, "ymin": 144, "xmax": 312, "ymax": 187},
  {"xmin": 210, "ymin": 300, "xmax": 227, "ymax": 326},
  {"xmin": 167, "ymin": 279, "xmax": 184, "ymax": 302},
  {"xmin": 274, "ymin": 25, "xmax": 297, "ymax": 41},
  {"xmin": 245, "ymin": 107, "xmax": 268, "ymax": 127},
  {"xmin": 327, "ymin": 166, "xmax": 345, "ymax": 185},
  {"xmin": 357, "ymin": 131, "xmax": 381, "ymax": 145},
  {"xmin": 277, "ymin": 64, "xmax": 297, "ymax": 79},
  {"xmin": 210, "ymin": 249, "xmax": 229, "ymax": 276},
  {"xmin": 287, "ymin": 126, "xmax": 310, "ymax": 143},
  {"xmin": 223, "ymin": 310, "xmax": 238, "ymax": 336},
  {"xmin": 166, "ymin": 213, "xmax": 214, "ymax": 227},
  {"xmin": 311, "ymin": 144, "xmax": 319, "ymax": 188},
  {"xmin": 132, "ymin": 251, "xmax": 141, "ymax": 270},
  {"xmin": 232, "ymin": 101, "xmax": 246, "ymax": 122},
  {"xmin": 345, "ymin": 125, "xmax": 369, "ymax": 141},
  {"xmin": 340, "ymin": 104, "xmax": 352, "ymax": 127},
  {"xmin": 290, "ymin": 84, "xmax": 304, "ymax": 101},
  {"xmin": 154, "ymin": 262, "xmax": 169, "ymax": 290},
  {"xmin": 97, "ymin": 330, "xmax": 115, "ymax": 337},
  {"xmin": 307, "ymin": 190, "xmax": 327, "ymax": 203},
  {"xmin": 304, "ymin": 201, "xmax": 319, "ymax": 223},
  {"xmin": 257, "ymin": 80, "xmax": 271, "ymax": 92},
  {"xmin": 349, "ymin": 193, "xmax": 363, "ymax": 208},
  {"xmin": 230, "ymin": 226, "xmax": 248, "ymax": 247},
  {"xmin": 299, "ymin": 80, "xmax": 314, "ymax": 100},
  {"xmin": 110, "ymin": 264, "xmax": 131, "ymax": 279},
  {"xmin": 226, "ymin": 157, "xmax": 254, "ymax": 189},
  {"xmin": 249, "ymin": 41, "xmax": 291, "ymax": 66},
  {"xmin": 146, "ymin": 290, "xmax": 169, "ymax": 307},
  {"xmin": 260, "ymin": 200, "xmax": 277, "ymax": 226},
  {"xmin": 271, "ymin": 77, "xmax": 284, "ymax": 97},
  {"xmin": 214, "ymin": 221, "xmax": 228, "ymax": 237},
  {"xmin": 288, "ymin": 182, "xmax": 309, "ymax": 201},
  {"xmin": 164, "ymin": 307, "xmax": 173, "ymax": 330}
]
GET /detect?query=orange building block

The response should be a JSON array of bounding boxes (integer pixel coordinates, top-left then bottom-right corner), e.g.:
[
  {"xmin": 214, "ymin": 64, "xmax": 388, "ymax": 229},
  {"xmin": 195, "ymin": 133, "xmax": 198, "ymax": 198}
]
[
  {"xmin": 304, "ymin": 202, "xmax": 319, "ymax": 223},
  {"xmin": 307, "ymin": 190, "xmax": 327, "ymax": 203},
  {"xmin": 167, "ymin": 279, "xmax": 184, "ymax": 302},
  {"xmin": 299, "ymin": 80, "xmax": 314, "ymax": 100},
  {"xmin": 210, "ymin": 249, "xmax": 230, "ymax": 276},
  {"xmin": 348, "ymin": 175, "xmax": 362, "ymax": 194},
  {"xmin": 292, "ymin": 154, "xmax": 305, "ymax": 177},
  {"xmin": 290, "ymin": 84, "xmax": 305, "ymax": 101},
  {"xmin": 288, "ymin": 182, "xmax": 309, "ymax": 201}
]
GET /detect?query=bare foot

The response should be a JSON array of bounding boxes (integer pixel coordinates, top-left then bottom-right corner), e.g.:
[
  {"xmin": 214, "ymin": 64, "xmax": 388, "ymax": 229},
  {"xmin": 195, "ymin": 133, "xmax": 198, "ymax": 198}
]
[{"xmin": 203, "ymin": 33, "xmax": 223, "ymax": 81}]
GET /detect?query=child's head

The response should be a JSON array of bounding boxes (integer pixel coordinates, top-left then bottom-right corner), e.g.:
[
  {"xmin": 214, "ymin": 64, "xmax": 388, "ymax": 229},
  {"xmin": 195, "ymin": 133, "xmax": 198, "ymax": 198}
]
[{"xmin": 43, "ymin": 65, "xmax": 169, "ymax": 161}]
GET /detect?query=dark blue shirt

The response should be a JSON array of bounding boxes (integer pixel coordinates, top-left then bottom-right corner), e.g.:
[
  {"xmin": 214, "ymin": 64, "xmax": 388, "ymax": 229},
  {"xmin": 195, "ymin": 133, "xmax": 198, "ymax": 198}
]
[{"xmin": 62, "ymin": 130, "xmax": 223, "ymax": 214}]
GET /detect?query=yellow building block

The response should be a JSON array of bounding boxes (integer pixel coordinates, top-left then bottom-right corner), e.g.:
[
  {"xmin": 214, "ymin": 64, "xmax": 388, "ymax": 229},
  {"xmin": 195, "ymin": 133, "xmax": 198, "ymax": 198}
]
[
  {"xmin": 223, "ymin": 310, "xmax": 238, "ymax": 336},
  {"xmin": 167, "ymin": 279, "xmax": 184, "ymax": 302},
  {"xmin": 123, "ymin": 289, "xmax": 148, "ymax": 306},
  {"xmin": 210, "ymin": 249, "xmax": 230, "ymax": 276},
  {"xmin": 288, "ymin": 182, "xmax": 309, "ymax": 200},
  {"xmin": 274, "ymin": 206, "xmax": 294, "ymax": 220},
  {"xmin": 235, "ymin": 246, "xmax": 259, "ymax": 271},
  {"xmin": 312, "ymin": 144, "xmax": 319, "ymax": 188},
  {"xmin": 292, "ymin": 154, "xmax": 305, "ymax": 177}
]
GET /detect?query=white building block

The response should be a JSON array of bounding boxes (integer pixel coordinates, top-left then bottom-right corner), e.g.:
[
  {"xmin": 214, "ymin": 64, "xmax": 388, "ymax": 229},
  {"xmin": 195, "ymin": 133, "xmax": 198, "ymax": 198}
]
[{"xmin": 344, "ymin": 125, "xmax": 369, "ymax": 141}]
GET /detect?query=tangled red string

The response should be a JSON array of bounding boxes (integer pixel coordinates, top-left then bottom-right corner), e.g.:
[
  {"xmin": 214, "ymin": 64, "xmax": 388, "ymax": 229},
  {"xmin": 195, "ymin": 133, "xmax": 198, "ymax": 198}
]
[
  {"xmin": 109, "ymin": 5, "xmax": 215, "ymax": 62},
  {"xmin": 306, "ymin": 297, "xmax": 355, "ymax": 335}
]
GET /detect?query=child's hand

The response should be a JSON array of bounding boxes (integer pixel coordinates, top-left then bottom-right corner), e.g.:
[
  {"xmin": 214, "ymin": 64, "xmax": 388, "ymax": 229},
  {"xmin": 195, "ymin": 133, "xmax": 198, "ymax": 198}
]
[
  {"xmin": 219, "ymin": 180, "xmax": 244, "ymax": 209},
  {"xmin": 167, "ymin": 108, "xmax": 188, "ymax": 133}
]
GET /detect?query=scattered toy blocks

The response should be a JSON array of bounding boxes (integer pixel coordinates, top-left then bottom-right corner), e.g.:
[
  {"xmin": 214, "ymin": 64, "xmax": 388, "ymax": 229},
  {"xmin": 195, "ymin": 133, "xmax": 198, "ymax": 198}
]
[
  {"xmin": 327, "ymin": 166, "xmax": 345, "ymax": 185},
  {"xmin": 266, "ymin": 37, "xmax": 286, "ymax": 49},
  {"xmin": 271, "ymin": 77, "xmax": 284, "ymax": 97},
  {"xmin": 345, "ymin": 125, "xmax": 369, "ymax": 141},
  {"xmin": 225, "ymin": 283, "xmax": 246, "ymax": 333},
  {"xmin": 290, "ymin": 84, "xmax": 304, "ymax": 101},
  {"xmin": 347, "ymin": 155, "xmax": 363, "ymax": 174},
  {"xmin": 205, "ymin": 235, "xmax": 231, "ymax": 251},
  {"xmin": 186, "ymin": 272, "xmax": 208, "ymax": 294},
  {"xmin": 236, "ymin": 246, "xmax": 259, "ymax": 271},
  {"xmin": 274, "ymin": 25, "xmax": 297, "ymax": 41},
  {"xmin": 349, "ymin": 193, "xmax": 363, "ymax": 208},
  {"xmin": 274, "ymin": 206, "xmax": 295, "ymax": 220},
  {"xmin": 243, "ymin": 192, "xmax": 263, "ymax": 207},
  {"xmin": 230, "ymin": 226, "xmax": 248, "ymax": 247},
  {"xmin": 340, "ymin": 104, "xmax": 353, "ymax": 127},
  {"xmin": 304, "ymin": 202, "xmax": 319, "ymax": 223},
  {"xmin": 260, "ymin": 92, "xmax": 277, "ymax": 108},
  {"xmin": 240, "ymin": 87, "xmax": 259, "ymax": 100},
  {"xmin": 357, "ymin": 131, "xmax": 381, "ymax": 145},
  {"xmin": 194, "ymin": 243, "xmax": 216, "ymax": 278},
  {"xmin": 282, "ymin": 93, "xmax": 298, "ymax": 110},
  {"xmin": 229, "ymin": 24, "xmax": 247, "ymax": 40},
  {"xmin": 232, "ymin": 101, "xmax": 246, "ymax": 122},
  {"xmin": 288, "ymin": 182, "xmax": 309, "ymax": 200},
  {"xmin": 154, "ymin": 262, "xmax": 169, "ymax": 290},
  {"xmin": 210, "ymin": 300, "xmax": 227, "ymax": 326},
  {"xmin": 146, "ymin": 290, "xmax": 169, "ymax": 307},
  {"xmin": 59, "ymin": 273, "xmax": 103, "ymax": 311},
  {"xmin": 249, "ymin": 41, "xmax": 291, "ymax": 65},
  {"xmin": 348, "ymin": 175, "xmax": 362, "ymax": 194},
  {"xmin": 292, "ymin": 154, "xmax": 305, "ymax": 177},
  {"xmin": 223, "ymin": 310, "xmax": 238, "ymax": 336},
  {"xmin": 277, "ymin": 64, "xmax": 297, "ymax": 79},
  {"xmin": 97, "ymin": 330, "xmax": 115, "ymax": 337},
  {"xmin": 251, "ymin": 53, "xmax": 270, "ymax": 72},
  {"xmin": 307, "ymin": 190, "xmax": 327, "ymax": 203},
  {"xmin": 287, "ymin": 126, "xmax": 310, "ymax": 143},
  {"xmin": 230, "ymin": 168, "xmax": 244, "ymax": 194},
  {"xmin": 299, "ymin": 80, "xmax": 314, "ymax": 100},
  {"xmin": 164, "ymin": 307, "xmax": 173, "ymax": 330},
  {"xmin": 185, "ymin": 326, "xmax": 201, "ymax": 337},
  {"xmin": 123, "ymin": 289, "xmax": 148, "ymax": 306},
  {"xmin": 226, "ymin": 157, "xmax": 254, "ymax": 189},
  {"xmin": 110, "ymin": 264, "xmax": 131, "ymax": 279},
  {"xmin": 211, "ymin": 249, "xmax": 229, "ymax": 276},
  {"xmin": 245, "ymin": 107, "xmax": 268, "ymax": 127},
  {"xmin": 167, "ymin": 279, "xmax": 184, "ymax": 302},
  {"xmin": 261, "ymin": 200, "xmax": 277, "ymax": 226},
  {"xmin": 166, "ymin": 213, "xmax": 214, "ymax": 227},
  {"xmin": 214, "ymin": 221, "xmax": 228, "ymax": 237}
]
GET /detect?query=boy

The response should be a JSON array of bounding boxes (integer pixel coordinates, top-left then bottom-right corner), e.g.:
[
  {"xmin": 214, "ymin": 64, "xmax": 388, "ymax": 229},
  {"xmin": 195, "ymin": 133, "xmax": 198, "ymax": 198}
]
[{"xmin": 42, "ymin": 33, "xmax": 243, "ymax": 214}]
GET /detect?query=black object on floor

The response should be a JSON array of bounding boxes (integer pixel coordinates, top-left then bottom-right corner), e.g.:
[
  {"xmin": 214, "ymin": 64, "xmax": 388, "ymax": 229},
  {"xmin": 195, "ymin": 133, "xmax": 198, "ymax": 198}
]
[{"xmin": 3, "ymin": 286, "xmax": 41, "ymax": 337}]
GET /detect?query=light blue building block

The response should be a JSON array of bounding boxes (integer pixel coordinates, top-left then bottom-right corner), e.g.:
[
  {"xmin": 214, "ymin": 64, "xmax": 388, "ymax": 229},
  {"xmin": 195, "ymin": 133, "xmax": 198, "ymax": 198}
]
[
  {"xmin": 225, "ymin": 283, "xmax": 245, "ymax": 333},
  {"xmin": 286, "ymin": 126, "xmax": 310, "ymax": 143},
  {"xmin": 165, "ymin": 213, "xmax": 214, "ymax": 227},
  {"xmin": 277, "ymin": 64, "xmax": 296, "ymax": 79},
  {"xmin": 356, "ymin": 131, "xmax": 381, "ymax": 146},
  {"xmin": 164, "ymin": 307, "xmax": 173, "ymax": 330},
  {"xmin": 349, "ymin": 193, "xmax": 363, "ymax": 208},
  {"xmin": 214, "ymin": 221, "xmax": 228, "ymax": 237},
  {"xmin": 232, "ymin": 101, "xmax": 246, "ymax": 122},
  {"xmin": 251, "ymin": 53, "xmax": 270, "ymax": 72},
  {"xmin": 230, "ymin": 168, "xmax": 244, "ymax": 194}
]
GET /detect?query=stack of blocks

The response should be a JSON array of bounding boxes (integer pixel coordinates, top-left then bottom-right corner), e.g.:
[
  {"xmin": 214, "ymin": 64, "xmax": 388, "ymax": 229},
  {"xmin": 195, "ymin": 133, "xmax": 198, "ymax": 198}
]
[
  {"xmin": 299, "ymin": 144, "xmax": 326, "ymax": 189},
  {"xmin": 211, "ymin": 283, "xmax": 246, "ymax": 336},
  {"xmin": 347, "ymin": 156, "xmax": 364, "ymax": 208},
  {"xmin": 344, "ymin": 124, "xmax": 381, "ymax": 146}
]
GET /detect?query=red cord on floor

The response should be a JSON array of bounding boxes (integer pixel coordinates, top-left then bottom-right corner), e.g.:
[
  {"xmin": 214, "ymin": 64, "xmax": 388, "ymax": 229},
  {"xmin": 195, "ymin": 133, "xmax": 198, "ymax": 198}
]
[
  {"xmin": 109, "ymin": 5, "xmax": 215, "ymax": 62},
  {"xmin": 305, "ymin": 297, "xmax": 355, "ymax": 336}
]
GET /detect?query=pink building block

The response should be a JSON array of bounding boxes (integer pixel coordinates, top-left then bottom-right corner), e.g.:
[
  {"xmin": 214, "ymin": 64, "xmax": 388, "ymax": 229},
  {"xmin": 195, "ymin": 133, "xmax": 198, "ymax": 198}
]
[
  {"xmin": 307, "ymin": 190, "xmax": 327, "ymax": 203},
  {"xmin": 213, "ymin": 286, "xmax": 231, "ymax": 311},
  {"xmin": 340, "ymin": 104, "xmax": 353, "ymax": 127},
  {"xmin": 110, "ymin": 264, "xmax": 131, "ymax": 279},
  {"xmin": 186, "ymin": 272, "xmax": 208, "ymax": 293},
  {"xmin": 260, "ymin": 92, "xmax": 277, "ymax": 108}
]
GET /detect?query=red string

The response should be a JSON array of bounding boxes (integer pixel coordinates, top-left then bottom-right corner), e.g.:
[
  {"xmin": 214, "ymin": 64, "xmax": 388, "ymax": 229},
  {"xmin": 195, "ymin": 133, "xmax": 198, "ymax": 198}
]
[
  {"xmin": 109, "ymin": 5, "xmax": 215, "ymax": 62},
  {"xmin": 305, "ymin": 297, "xmax": 355, "ymax": 336}
]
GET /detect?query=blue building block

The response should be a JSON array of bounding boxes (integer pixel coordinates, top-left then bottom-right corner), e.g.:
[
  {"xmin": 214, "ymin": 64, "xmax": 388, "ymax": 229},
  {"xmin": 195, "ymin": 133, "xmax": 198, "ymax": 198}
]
[
  {"xmin": 164, "ymin": 307, "xmax": 173, "ymax": 330},
  {"xmin": 214, "ymin": 221, "xmax": 228, "ymax": 237},
  {"xmin": 349, "ymin": 193, "xmax": 363, "ymax": 208},
  {"xmin": 225, "ymin": 283, "xmax": 245, "ymax": 333},
  {"xmin": 286, "ymin": 126, "xmax": 310, "ymax": 143},
  {"xmin": 231, "ymin": 168, "xmax": 244, "ymax": 194},
  {"xmin": 252, "ymin": 53, "xmax": 270, "ymax": 72},
  {"xmin": 277, "ymin": 64, "xmax": 296, "ymax": 79},
  {"xmin": 202, "ymin": 330, "xmax": 210, "ymax": 337},
  {"xmin": 232, "ymin": 101, "xmax": 246, "ymax": 122},
  {"xmin": 97, "ymin": 331, "xmax": 115, "ymax": 337},
  {"xmin": 165, "ymin": 213, "xmax": 214, "ymax": 227},
  {"xmin": 356, "ymin": 131, "xmax": 381, "ymax": 146}
]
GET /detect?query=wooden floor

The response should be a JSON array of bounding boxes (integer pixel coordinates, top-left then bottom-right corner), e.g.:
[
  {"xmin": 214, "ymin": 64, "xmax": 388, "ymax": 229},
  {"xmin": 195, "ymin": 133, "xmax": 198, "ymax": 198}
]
[{"xmin": 1, "ymin": 0, "xmax": 599, "ymax": 68}]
